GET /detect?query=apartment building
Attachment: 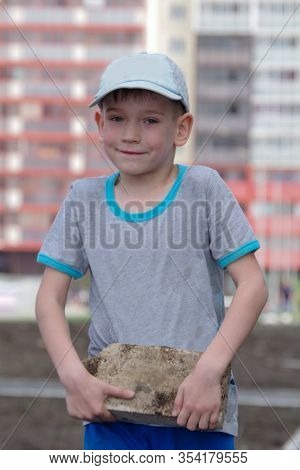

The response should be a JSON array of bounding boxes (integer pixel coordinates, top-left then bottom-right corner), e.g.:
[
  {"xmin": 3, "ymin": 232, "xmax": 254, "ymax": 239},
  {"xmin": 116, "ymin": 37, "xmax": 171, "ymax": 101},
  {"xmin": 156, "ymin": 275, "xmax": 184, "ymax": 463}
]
[
  {"xmin": 148, "ymin": 0, "xmax": 300, "ymax": 310},
  {"xmin": 0, "ymin": 0, "xmax": 145, "ymax": 273}
]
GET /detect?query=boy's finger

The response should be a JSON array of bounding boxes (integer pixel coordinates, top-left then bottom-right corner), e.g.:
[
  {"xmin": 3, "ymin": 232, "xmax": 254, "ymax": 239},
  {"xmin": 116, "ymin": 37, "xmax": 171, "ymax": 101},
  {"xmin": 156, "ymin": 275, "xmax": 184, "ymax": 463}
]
[
  {"xmin": 172, "ymin": 388, "xmax": 184, "ymax": 417},
  {"xmin": 104, "ymin": 384, "xmax": 135, "ymax": 400},
  {"xmin": 208, "ymin": 410, "xmax": 219, "ymax": 430},
  {"xmin": 96, "ymin": 406, "xmax": 117, "ymax": 423},
  {"xmin": 176, "ymin": 407, "xmax": 190, "ymax": 427},
  {"xmin": 198, "ymin": 412, "xmax": 210, "ymax": 431},
  {"xmin": 186, "ymin": 412, "xmax": 200, "ymax": 432}
]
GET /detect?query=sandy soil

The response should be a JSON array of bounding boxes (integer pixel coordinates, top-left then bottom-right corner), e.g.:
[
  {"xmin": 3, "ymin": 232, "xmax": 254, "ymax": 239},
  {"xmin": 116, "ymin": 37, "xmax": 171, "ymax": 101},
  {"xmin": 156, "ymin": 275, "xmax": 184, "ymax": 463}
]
[{"xmin": 0, "ymin": 321, "xmax": 299, "ymax": 450}]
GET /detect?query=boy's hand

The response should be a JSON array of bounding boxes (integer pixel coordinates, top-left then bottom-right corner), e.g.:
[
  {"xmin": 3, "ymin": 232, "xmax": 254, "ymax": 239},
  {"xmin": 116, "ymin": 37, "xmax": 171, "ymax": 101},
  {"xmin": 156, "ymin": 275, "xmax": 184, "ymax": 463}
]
[
  {"xmin": 172, "ymin": 362, "xmax": 222, "ymax": 431},
  {"xmin": 63, "ymin": 367, "xmax": 135, "ymax": 422}
]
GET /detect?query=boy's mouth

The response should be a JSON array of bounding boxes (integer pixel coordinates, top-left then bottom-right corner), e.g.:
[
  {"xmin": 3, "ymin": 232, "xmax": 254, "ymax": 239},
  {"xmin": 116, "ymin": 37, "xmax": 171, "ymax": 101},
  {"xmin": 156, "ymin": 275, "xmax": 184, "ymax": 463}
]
[{"xmin": 118, "ymin": 149, "xmax": 146, "ymax": 156}]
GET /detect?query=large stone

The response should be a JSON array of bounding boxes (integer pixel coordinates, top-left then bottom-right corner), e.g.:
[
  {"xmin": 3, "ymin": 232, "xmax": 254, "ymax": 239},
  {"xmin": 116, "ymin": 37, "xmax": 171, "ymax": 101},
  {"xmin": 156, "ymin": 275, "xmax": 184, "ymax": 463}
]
[{"xmin": 84, "ymin": 343, "xmax": 230, "ymax": 428}]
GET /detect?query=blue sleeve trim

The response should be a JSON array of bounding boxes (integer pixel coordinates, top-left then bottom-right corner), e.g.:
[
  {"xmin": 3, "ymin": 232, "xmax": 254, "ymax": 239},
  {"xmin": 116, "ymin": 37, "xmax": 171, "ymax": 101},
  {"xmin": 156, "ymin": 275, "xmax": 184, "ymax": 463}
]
[
  {"xmin": 217, "ymin": 240, "xmax": 260, "ymax": 269},
  {"xmin": 37, "ymin": 253, "xmax": 84, "ymax": 279}
]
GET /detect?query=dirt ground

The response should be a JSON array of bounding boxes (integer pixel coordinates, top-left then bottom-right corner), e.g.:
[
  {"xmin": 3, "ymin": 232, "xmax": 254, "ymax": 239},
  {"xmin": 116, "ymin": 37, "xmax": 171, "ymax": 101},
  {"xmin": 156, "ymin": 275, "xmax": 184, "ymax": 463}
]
[{"xmin": 0, "ymin": 321, "xmax": 299, "ymax": 450}]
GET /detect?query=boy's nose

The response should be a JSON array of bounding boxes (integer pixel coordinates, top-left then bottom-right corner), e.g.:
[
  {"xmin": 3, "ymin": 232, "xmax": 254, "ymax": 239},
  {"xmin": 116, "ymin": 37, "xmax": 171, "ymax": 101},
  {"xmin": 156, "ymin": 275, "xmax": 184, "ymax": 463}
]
[{"xmin": 122, "ymin": 123, "xmax": 141, "ymax": 143}]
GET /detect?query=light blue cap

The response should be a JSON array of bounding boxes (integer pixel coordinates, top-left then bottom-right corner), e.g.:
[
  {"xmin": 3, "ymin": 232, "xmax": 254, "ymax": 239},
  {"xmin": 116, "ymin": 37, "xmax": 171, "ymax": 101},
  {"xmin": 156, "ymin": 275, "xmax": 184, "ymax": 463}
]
[{"xmin": 89, "ymin": 52, "xmax": 190, "ymax": 112}]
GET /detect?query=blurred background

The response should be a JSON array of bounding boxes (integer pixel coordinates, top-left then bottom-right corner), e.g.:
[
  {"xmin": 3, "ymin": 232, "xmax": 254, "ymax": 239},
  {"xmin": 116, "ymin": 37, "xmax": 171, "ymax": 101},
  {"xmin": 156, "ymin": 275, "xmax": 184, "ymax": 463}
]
[{"xmin": 0, "ymin": 0, "xmax": 299, "ymax": 450}]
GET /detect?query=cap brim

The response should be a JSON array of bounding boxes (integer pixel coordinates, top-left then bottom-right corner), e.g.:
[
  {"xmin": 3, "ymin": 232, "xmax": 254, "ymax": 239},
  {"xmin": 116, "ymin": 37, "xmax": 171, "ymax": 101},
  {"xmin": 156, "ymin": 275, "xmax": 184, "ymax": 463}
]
[{"xmin": 88, "ymin": 80, "xmax": 183, "ymax": 108}]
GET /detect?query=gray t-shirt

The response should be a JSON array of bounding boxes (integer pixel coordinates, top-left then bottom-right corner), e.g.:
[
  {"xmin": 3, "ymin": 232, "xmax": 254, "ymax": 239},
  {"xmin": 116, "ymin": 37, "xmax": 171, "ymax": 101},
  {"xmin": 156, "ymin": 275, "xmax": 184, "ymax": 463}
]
[{"xmin": 37, "ymin": 164, "xmax": 260, "ymax": 436}]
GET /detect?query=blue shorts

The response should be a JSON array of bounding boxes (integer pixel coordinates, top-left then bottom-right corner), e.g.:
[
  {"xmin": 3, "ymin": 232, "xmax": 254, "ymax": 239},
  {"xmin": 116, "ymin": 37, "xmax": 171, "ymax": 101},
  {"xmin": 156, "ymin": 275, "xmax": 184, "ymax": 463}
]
[{"xmin": 84, "ymin": 422, "xmax": 235, "ymax": 450}]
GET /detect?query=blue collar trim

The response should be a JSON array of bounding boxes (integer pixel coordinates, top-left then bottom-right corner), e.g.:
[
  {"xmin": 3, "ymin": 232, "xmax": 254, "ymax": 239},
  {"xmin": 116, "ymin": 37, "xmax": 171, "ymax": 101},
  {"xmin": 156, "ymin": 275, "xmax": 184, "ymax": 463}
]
[{"xmin": 105, "ymin": 164, "xmax": 188, "ymax": 222}]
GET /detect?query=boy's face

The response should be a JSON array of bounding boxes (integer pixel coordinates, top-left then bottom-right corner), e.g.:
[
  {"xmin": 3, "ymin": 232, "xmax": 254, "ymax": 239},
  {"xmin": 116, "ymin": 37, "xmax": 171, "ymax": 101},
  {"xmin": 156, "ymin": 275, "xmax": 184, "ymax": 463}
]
[{"xmin": 95, "ymin": 92, "xmax": 192, "ymax": 177}]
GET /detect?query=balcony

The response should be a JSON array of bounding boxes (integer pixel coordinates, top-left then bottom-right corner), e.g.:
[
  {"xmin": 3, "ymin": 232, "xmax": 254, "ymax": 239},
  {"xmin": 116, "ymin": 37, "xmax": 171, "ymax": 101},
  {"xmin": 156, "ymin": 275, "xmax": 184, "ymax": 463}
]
[
  {"xmin": 197, "ymin": 49, "xmax": 251, "ymax": 67},
  {"xmin": 254, "ymin": 181, "xmax": 300, "ymax": 202},
  {"xmin": 256, "ymin": 247, "xmax": 300, "ymax": 270},
  {"xmin": 259, "ymin": 14, "xmax": 300, "ymax": 30},
  {"xmin": 227, "ymin": 179, "xmax": 254, "ymax": 204},
  {"xmin": 197, "ymin": 83, "xmax": 249, "ymax": 101},
  {"xmin": 254, "ymin": 47, "xmax": 300, "ymax": 65},
  {"xmin": 24, "ymin": 156, "xmax": 69, "ymax": 170},
  {"xmin": 252, "ymin": 83, "xmax": 300, "ymax": 102},
  {"xmin": 22, "ymin": 228, "xmax": 48, "ymax": 242},
  {"xmin": 0, "ymin": 7, "xmax": 144, "ymax": 26},
  {"xmin": 251, "ymin": 149, "xmax": 300, "ymax": 168},
  {"xmin": 24, "ymin": 120, "xmax": 70, "ymax": 133},
  {"xmin": 0, "ymin": 44, "xmax": 137, "ymax": 63},
  {"xmin": 253, "ymin": 80, "xmax": 300, "ymax": 92},
  {"xmin": 194, "ymin": 148, "xmax": 248, "ymax": 166},
  {"xmin": 0, "ymin": 81, "xmax": 71, "ymax": 98},
  {"xmin": 253, "ymin": 215, "xmax": 300, "ymax": 237},
  {"xmin": 193, "ymin": 13, "xmax": 249, "ymax": 33},
  {"xmin": 196, "ymin": 116, "xmax": 249, "ymax": 135},
  {"xmin": 251, "ymin": 116, "xmax": 300, "ymax": 135},
  {"xmin": 0, "ymin": 118, "xmax": 88, "ymax": 136}
]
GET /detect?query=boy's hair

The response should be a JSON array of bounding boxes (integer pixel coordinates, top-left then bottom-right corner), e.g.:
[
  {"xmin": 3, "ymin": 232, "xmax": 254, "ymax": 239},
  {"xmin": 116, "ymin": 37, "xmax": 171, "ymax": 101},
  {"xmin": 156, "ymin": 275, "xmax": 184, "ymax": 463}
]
[{"xmin": 98, "ymin": 88, "xmax": 186, "ymax": 118}]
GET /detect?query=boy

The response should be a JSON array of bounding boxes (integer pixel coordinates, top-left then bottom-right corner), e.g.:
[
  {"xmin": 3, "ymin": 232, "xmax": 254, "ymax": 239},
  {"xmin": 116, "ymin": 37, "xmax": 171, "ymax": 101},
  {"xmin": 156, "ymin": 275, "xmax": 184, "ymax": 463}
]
[{"xmin": 36, "ymin": 52, "xmax": 268, "ymax": 450}]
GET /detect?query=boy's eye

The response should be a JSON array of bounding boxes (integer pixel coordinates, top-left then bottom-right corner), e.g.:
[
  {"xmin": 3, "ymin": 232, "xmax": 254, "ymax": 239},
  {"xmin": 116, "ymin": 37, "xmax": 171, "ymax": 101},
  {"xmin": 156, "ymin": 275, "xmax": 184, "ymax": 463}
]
[
  {"xmin": 144, "ymin": 118, "xmax": 159, "ymax": 124},
  {"xmin": 109, "ymin": 116, "xmax": 123, "ymax": 122}
]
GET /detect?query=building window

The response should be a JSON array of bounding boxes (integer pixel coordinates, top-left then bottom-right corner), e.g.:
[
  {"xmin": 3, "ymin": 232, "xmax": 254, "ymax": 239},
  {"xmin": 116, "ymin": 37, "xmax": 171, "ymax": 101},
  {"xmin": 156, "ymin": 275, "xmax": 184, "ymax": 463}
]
[
  {"xmin": 202, "ymin": 1, "xmax": 248, "ymax": 14},
  {"xmin": 228, "ymin": 103, "xmax": 239, "ymax": 114},
  {"xmin": 259, "ymin": 2, "xmax": 296, "ymax": 14},
  {"xmin": 198, "ymin": 67, "xmax": 248, "ymax": 83},
  {"xmin": 281, "ymin": 70, "xmax": 296, "ymax": 81},
  {"xmin": 213, "ymin": 135, "xmax": 247, "ymax": 149},
  {"xmin": 105, "ymin": 0, "xmax": 144, "ymax": 6},
  {"xmin": 228, "ymin": 70, "xmax": 238, "ymax": 81},
  {"xmin": 198, "ymin": 35, "xmax": 249, "ymax": 50},
  {"xmin": 169, "ymin": 38, "xmax": 185, "ymax": 53},
  {"xmin": 170, "ymin": 4, "xmax": 186, "ymax": 19}
]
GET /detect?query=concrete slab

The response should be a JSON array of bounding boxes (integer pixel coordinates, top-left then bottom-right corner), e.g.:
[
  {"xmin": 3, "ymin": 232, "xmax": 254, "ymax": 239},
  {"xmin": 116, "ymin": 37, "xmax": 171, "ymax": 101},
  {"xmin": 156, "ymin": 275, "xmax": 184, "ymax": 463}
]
[{"xmin": 84, "ymin": 343, "xmax": 230, "ymax": 428}]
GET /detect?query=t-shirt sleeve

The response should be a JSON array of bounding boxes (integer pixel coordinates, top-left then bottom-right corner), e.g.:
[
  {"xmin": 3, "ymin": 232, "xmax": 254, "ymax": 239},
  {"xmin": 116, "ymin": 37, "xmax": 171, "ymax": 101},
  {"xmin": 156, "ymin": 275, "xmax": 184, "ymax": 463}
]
[
  {"xmin": 207, "ymin": 170, "xmax": 260, "ymax": 269},
  {"xmin": 36, "ymin": 182, "xmax": 89, "ymax": 279}
]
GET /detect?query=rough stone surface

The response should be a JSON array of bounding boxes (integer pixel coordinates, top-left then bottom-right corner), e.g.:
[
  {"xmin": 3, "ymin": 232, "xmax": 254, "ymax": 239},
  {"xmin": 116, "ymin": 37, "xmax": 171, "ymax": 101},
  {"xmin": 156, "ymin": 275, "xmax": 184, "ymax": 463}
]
[{"xmin": 84, "ymin": 343, "xmax": 230, "ymax": 428}]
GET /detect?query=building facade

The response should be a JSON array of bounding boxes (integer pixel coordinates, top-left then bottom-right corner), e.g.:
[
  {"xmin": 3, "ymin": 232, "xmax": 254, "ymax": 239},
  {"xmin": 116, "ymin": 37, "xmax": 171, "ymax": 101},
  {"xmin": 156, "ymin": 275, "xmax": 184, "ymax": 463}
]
[{"xmin": 148, "ymin": 0, "xmax": 300, "ymax": 311}]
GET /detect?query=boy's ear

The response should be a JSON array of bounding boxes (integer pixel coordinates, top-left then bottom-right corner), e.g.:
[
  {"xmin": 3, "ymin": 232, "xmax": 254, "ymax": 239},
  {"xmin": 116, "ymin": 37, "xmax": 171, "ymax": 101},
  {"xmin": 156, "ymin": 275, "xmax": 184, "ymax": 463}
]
[
  {"xmin": 94, "ymin": 110, "xmax": 104, "ymax": 142},
  {"xmin": 174, "ymin": 113, "xmax": 194, "ymax": 147}
]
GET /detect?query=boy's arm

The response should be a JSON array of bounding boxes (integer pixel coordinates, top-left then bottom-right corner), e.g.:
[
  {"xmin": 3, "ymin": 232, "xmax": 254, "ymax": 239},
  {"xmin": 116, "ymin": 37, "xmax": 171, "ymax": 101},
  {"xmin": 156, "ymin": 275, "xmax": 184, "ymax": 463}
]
[
  {"xmin": 172, "ymin": 253, "xmax": 268, "ymax": 431},
  {"xmin": 35, "ymin": 266, "xmax": 134, "ymax": 422}
]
